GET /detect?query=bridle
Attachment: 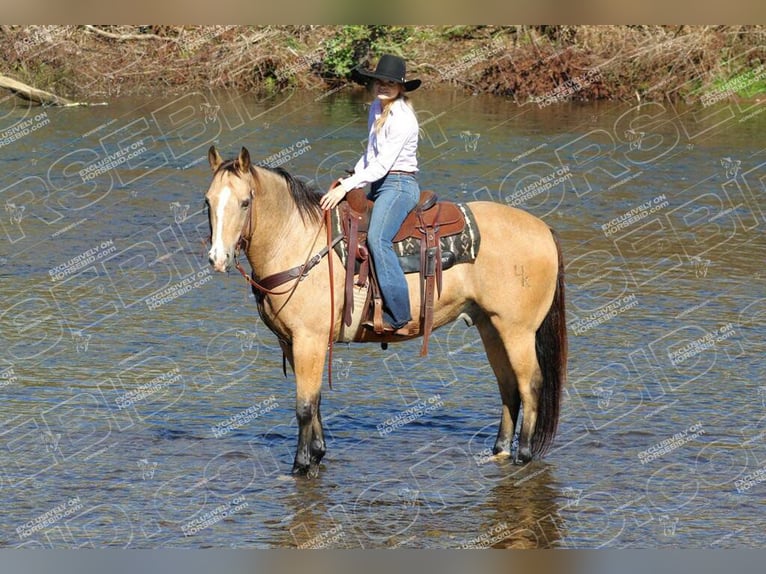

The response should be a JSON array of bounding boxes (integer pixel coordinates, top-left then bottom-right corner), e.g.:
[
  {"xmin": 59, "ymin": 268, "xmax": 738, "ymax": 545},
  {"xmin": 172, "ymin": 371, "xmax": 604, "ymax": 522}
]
[
  {"xmin": 222, "ymin": 170, "xmax": 342, "ymax": 388},
  {"xmin": 231, "ymin": 176, "xmax": 341, "ymax": 296}
]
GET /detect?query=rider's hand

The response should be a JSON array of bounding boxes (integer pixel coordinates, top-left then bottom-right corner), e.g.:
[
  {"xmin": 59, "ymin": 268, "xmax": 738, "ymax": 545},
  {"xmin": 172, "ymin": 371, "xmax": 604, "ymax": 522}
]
[{"xmin": 320, "ymin": 179, "xmax": 347, "ymax": 211}]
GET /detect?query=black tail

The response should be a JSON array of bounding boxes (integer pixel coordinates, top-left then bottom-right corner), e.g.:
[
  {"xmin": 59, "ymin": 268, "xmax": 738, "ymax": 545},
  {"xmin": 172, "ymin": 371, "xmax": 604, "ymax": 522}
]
[{"xmin": 531, "ymin": 227, "xmax": 568, "ymax": 457}]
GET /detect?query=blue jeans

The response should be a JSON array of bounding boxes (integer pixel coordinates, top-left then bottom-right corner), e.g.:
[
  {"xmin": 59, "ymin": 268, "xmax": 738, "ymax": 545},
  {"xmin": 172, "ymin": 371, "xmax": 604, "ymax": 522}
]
[{"xmin": 367, "ymin": 173, "xmax": 419, "ymax": 328}]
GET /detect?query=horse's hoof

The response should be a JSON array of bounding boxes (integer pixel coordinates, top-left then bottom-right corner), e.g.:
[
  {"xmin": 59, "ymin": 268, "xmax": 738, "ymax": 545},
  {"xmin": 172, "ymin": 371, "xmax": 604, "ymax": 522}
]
[
  {"xmin": 291, "ymin": 461, "xmax": 321, "ymax": 478},
  {"xmin": 513, "ymin": 447, "xmax": 533, "ymax": 465},
  {"xmin": 307, "ymin": 463, "xmax": 320, "ymax": 479}
]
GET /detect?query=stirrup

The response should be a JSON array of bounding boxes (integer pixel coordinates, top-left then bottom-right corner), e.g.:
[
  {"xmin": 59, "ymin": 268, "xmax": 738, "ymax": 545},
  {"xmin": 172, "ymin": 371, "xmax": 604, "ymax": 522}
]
[{"xmin": 362, "ymin": 320, "xmax": 413, "ymax": 336}]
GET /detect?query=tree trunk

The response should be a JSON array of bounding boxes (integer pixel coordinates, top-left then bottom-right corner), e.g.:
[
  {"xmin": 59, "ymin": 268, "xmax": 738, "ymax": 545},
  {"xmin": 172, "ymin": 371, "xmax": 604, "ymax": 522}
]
[{"xmin": 0, "ymin": 74, "xmax": 104, "ymax": 107}]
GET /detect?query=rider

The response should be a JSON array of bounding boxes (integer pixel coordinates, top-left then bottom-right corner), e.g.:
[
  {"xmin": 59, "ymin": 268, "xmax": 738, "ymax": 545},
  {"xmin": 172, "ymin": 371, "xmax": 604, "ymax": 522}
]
[{"xmin": 320, "ymin": 54, "xmax": 421, "ymax": 334}]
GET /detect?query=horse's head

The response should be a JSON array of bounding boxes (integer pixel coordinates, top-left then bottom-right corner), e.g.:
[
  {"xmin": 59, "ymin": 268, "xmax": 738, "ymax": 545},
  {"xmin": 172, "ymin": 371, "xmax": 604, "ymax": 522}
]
[{"xmin": 205, "ymin": 146, "xmax": 254, "ymax": 272}]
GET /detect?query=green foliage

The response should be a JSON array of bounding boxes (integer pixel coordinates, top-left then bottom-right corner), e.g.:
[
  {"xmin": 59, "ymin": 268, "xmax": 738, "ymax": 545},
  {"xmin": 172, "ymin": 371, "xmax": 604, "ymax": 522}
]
[
  {"xmin": 262, "ymin": 76, "xmax": 277, "ymax": 94},
  {"xmin": 740, "ymin": 79, "xmax": 766, "ymax": 98},
  {"xmin": 705, "ymin": 62, "xmax": 766, "ymax": 100},
  {"xmin": 321, "ymin": 25, "xmax": 412, "ymax": 79}
]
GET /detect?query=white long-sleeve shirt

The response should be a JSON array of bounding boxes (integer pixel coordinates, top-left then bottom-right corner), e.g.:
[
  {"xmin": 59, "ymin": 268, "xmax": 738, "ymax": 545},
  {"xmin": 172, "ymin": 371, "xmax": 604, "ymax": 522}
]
[{"xmin": 339, "ymin": 97, "xmax": 419, "ymax": 193}]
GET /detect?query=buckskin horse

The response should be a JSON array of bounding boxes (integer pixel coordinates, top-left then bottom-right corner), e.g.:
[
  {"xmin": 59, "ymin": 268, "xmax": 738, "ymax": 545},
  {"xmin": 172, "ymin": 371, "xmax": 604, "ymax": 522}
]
[{"xmin": 204, "ymin": 146, "xmax": 567, "ymax": 477}]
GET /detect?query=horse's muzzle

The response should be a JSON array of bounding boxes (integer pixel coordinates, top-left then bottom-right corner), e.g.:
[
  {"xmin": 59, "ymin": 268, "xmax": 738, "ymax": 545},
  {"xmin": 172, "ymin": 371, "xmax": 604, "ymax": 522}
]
[{"xmin": 208, "ymin": 247, "xmax": 233, "ymax": 273}]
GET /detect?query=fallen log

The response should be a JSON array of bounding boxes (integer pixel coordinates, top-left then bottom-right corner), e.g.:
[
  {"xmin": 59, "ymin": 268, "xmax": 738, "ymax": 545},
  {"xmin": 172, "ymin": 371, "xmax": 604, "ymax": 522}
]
[
  {"xmin": 83, "ymin": 24, "xmax": 177, "ymax": 43},
  {"xmin": 0, "ymin": 74, "xmax": 105, "ymax": 107}
]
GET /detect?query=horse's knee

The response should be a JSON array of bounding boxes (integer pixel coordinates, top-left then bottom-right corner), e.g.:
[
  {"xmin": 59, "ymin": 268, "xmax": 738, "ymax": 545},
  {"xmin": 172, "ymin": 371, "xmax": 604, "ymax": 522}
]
[{"xmin": 295, "ymin": 399, "xmax": 315, "ymax": 423}]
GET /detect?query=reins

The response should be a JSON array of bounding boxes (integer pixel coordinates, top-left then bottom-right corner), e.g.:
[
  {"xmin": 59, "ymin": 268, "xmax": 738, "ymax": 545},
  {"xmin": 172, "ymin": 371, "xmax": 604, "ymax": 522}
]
[{"xmin": 325, "ymin": 208, "xmax": 336, "ymax": 390}]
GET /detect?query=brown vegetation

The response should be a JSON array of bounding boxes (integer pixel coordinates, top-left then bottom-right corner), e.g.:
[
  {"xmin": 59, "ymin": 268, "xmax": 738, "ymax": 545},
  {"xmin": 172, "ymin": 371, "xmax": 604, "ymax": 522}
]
[{"xmin": 0, "ymin": 25, "xmax": 764, "ymax": 105}]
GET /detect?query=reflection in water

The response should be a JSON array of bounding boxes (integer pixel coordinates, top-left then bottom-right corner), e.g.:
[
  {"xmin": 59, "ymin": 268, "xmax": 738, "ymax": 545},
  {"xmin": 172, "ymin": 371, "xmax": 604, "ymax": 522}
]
[
  {"xmin": 275, "ymin": 478, "xmax": 340, "ymax": 549},
  {"xmin": 473, "ymin": 463, "xmax": 565, "ymax": 549}
]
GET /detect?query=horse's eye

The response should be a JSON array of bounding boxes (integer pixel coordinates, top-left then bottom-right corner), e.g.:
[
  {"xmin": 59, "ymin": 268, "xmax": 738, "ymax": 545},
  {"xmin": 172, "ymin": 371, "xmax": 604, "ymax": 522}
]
[{"xmin": 241, "ymin": 199, "xmax": 250, "ymax": 209}]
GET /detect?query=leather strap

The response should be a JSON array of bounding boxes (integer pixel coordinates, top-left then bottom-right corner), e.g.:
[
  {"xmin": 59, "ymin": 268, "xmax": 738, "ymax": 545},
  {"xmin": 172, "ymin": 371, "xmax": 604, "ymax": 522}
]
[
  {"xmin": 367, "ymin": 257, "xmax": 385, "ymax": 332},
  {"xmin": 344, "ymin": 214, "xmax": 359, "ymax": 326},
  {"xmin": 356, "ymin": 245, "xmax": 369, "ymax": 288},
  {"xmin": 419, "ymin": 206, "xmax": 439, "ymax": 357},
  {"xmin": 239, "ymin": 234, "xmax": 344, "ymax": 295},
  {"xmin": 325, "ymin": 209, "xmax": 335, "ymax": 390}
]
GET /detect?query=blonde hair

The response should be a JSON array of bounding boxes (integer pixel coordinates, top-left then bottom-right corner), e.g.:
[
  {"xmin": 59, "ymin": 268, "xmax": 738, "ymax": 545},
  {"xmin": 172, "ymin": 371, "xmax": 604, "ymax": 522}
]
[{"xmin": 374, "ymin": 90, "xmax": 413, "ymax": 134}]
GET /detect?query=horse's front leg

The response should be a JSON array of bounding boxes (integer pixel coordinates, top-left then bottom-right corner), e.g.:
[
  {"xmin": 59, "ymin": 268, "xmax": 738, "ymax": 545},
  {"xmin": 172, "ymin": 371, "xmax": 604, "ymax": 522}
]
[{"xmin": 290, "ymin": 338, "xmax": 327, "ymax": 478}]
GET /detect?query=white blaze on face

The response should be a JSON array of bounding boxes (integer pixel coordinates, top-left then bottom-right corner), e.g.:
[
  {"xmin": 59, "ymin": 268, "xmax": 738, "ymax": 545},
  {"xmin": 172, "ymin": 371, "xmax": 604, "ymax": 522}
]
[{"xmin": 209, "ymin": 185, "xmax": 231, "ymax": 271}]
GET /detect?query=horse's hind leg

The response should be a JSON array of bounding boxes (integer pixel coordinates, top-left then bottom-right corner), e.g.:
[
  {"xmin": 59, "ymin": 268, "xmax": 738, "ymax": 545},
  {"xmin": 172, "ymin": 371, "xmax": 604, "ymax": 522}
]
[
  {"xmin": 476, "ymin": 317, "xmax": 520, "ymax": 458},
  {"xmin": 506, "ymin": 334, "xmax": 543, "ymax": 464},
  {"xmin": 481, "ymin": 316, "xmax": 542, "ymax": 464},
  {"xmin": 311, "ymin": 394, "xmax": 326, "ymax": 465}
]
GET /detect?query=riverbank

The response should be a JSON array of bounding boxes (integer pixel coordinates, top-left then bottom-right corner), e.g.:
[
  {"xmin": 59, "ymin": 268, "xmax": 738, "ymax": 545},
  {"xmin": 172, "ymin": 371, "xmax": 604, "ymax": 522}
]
[{"xmin": 1, "ymin": 25, "xmax": 764, "ymax": 105}]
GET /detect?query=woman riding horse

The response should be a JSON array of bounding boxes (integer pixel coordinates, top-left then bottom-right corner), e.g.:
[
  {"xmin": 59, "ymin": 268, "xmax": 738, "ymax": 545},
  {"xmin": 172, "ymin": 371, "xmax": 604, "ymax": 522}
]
[{"xmin": 320, "ymin": 54, "xmax": 422, "ymax": 335}]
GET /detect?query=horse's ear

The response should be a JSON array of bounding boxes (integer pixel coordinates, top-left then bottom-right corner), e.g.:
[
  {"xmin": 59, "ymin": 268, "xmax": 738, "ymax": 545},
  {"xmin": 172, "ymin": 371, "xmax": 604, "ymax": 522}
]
[
  {"xmin": 237, "ymin": 147, "xmax": 251, "ymax": 173},
  {"xmin": 208, "ymin": 146, "xmax": 223, "ymax": 172}
]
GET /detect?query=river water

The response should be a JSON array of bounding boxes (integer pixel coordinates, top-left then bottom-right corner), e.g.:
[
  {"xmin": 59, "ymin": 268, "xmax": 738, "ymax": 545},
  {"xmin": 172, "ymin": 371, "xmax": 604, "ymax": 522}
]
[{"xmin": 0, "ymin": 87, "xmax": 764, "ymax": 548}]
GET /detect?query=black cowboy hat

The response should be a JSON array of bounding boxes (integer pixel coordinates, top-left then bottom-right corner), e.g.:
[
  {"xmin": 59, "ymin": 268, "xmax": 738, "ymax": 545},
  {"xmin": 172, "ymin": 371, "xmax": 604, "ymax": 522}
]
[{"xmin": 352, "ymin": 54, "xmax": 421, "ymax": 92}]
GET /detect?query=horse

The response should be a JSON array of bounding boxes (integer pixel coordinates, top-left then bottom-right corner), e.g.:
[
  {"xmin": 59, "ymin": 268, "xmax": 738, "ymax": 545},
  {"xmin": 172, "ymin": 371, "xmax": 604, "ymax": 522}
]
[{"xmin": 204, "ymin": 146, "xmax": 567, "ymax": 477}]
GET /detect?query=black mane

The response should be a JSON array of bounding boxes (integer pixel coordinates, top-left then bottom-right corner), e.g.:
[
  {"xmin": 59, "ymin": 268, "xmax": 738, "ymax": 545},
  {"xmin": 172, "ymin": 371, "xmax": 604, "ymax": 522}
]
[
  {"xmin": 215, "ymin": 159, "xmax": 324, "ymax": 225},
  {"xmin": 268, "ymin": 165, "xmax": 324, "ymax": 224}
]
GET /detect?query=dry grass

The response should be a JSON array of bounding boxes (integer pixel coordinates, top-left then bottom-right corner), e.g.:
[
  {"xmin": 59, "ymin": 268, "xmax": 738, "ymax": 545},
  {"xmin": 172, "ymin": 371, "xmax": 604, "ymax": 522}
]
[{"xmin": 0, "ymin": 25, "xmax": 764, "ymax": 104}]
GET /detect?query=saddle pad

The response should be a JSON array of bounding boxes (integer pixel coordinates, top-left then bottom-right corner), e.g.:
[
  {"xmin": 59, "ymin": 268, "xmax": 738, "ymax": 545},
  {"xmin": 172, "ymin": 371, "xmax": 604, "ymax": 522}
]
[{"xmin": 332, "ymin": 203, "xmax": 481, "ymax": 273}]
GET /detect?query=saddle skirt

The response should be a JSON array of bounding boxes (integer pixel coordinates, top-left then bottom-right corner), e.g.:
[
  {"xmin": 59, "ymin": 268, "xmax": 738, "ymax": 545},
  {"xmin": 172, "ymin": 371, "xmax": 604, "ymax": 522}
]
[
  {"xmin": 332, "ymin": 189, "xmax": 481, "ymax": 274},
  {"xmin": 332, "ymin": 188, "xmax": 481, "ymax": 353}
]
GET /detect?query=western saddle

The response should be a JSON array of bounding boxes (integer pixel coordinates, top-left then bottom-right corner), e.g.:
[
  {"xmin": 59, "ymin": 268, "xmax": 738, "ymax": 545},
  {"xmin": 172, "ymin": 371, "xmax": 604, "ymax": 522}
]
[{"xmin": 337, "ymin": 188, "xmax": 467, "ymax": 356}]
